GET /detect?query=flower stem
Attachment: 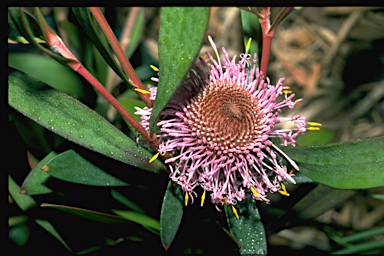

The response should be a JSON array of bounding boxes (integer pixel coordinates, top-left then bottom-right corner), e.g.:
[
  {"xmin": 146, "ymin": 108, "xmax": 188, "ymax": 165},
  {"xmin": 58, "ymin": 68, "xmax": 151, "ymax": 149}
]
[{"xmin": 89, "ymin": 7, "xmax": 153, "ymax": 108}]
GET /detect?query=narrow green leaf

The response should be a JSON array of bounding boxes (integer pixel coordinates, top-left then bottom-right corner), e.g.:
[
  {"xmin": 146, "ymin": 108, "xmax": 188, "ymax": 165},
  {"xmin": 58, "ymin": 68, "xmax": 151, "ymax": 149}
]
[
  {"xmin": 41, "ymin": 203, "xmax": 131, "ymax": 224},
  {"xmin": 35, "ymin": 219, "xmax": 72, "ymax": 252},
  {"xmin": 292, "ymin": 184, "xmax": 356, "ymax": 220},
  {"xmin": 112, "ymin": 210, "xmax": 160, "ymax": 231},
  {"xmin": 44, "ymin": 150, "xmax": 128, "ymax": 186},
  {"xmin": 149, "ymin": 7, "xmax": 210, "ymax": 133},
  {"xmin": 225, "ymin": 196, "xmax": 267, "ymax": 255},
  {"xmin": 71, "ymin": 8, "xmax": 132, "ymax": 88},
  {"xmin": 21, "ymin": 151, "xmax": 57, "ymax": 195},
  {"xmin": 160, "ymin": 180, "xmax": 184, "ymax": 250},
  {"xmin": 111, "ymin": 189, "xmax": 145, "ymax": 214},
  {"xmin": 125, "ymin": 8, "xmax": 145, "ymax": 60},
  {"xmin": 283, "ymin": 138, "xmax": 384, "ymax": 189},
  {"xmin": 9, "ymin": 175, "xmax": 37, "ymax": 211},
  {"xmin": 332, "ymin": 240, "xmax": 384, "ymax": 255},
  {"xmin": 8, "ymin": 68, "xmax": 166, "ymax": 173},
  {"xmin": 8, "ymin": 53, "xmax": 84, "ymax": 99}
]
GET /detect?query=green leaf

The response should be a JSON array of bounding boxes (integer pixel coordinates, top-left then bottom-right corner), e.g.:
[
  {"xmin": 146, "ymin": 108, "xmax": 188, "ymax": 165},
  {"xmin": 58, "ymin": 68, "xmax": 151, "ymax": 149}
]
[
  {"xmin": 292, "ymin": 184, "xmax": 356, "ymax": 220},
  {"xmin": 44, "ymin": 150, "xmax": 128, "ymax": 186},
  {"xmin": 124, "ymin": 7, "xmax": 145, "ymax": 60},
  {"xmin": 9, "ymin": 175, "xmax": 37, "ymax": 211},
  {"xmin": 160, "ymin": 180, "xmax": 184, "ymax": 250},
  {"xmin": 149, "ymin": 7, "xmax": 210, "ymax": 133},
  {"xmin": 9, "ymin": 224, "xmax": 29, "ymax": 246},
  {"xmin": 41, "ymin": 203, "xmax": 131, "ymax": 224},
  {"xmin": 283, "ymin": 137, "xmax": 384, "ymax": 189},
  {"xmin": 112, "ymin": 210, "xmax": 160, "ymax": 231},
  {"xmin": 240, "ymin": 9, "xmax": 260, "ymax": 54},
  {"xmin": 111, "ymin": 189, "xmax": 145, "ymax": 214},
  {"xmin": 8, "ymin": 53, "xmax": 84, "ymax": 99},
  {"xmin": 21, "ymin": 151, "xmax": 57, "ymax": 195},
  {"xmin": 72, "ymin": 8, "xmax": 132, "ymax": 88},
  {"xmin": 8, "ymin": 68, "xmax": 166, "ymax": 173},
  {"xmin": 225, "ymin": 196, "xmax": 267, "ymax": 255},
  {"xmin": 296, "ymin": 128, "xmax": 336, "ymax": 146},
  {"xmin": 35, "ymin": 219, "xmax": 72, "ymax": 252}
]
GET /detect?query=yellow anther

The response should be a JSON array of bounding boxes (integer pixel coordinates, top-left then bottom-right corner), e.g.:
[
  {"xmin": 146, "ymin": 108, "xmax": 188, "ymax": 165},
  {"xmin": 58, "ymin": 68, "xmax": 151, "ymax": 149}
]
[
  {"xmin": 150, "ymin": 65, "xmax": 159, "ymax": 72},
  {"xmin": 201, "ymin": 190, "xmax": 206, "ymax": 207},
  {"xmin": 250, "ymin": 186, "xmax": 260, "ymax": 198},
  {"xmin": 134, "ymin": 88, "xmax": 151, "ymax": 94},
  {"xmin": 231, "ymin": 205, "xmax": 239, "ymax": 219},
  {"xmin": 245, "ymin": 37, "xmax": 252, "ymax": 53},
  {"xmin": 282, "ymin": 89, "xmax": 293, "ymax": 94},
  {"xmin": 278, "ymin": 183, "xmax": 290, "ymax": 196},
  {"xmin": 307, "ymin": 127, "xmax": 321, "ymax": 131},
  {"xmin": 185, "ymin": 192, "xmax": 189, "ymax": 206},
  {"xmin": 149, "ymin": 152, "xmax": 160, "ymax": 163},
  {"xmin": 307, "ymin": 122, "xmax": 322, "ymax": 127}
]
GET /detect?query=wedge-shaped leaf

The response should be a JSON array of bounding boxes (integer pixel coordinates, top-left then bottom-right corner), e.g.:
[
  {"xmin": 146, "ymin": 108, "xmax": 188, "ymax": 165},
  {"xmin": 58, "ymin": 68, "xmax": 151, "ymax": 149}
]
[
  {"xmin": 149, "ymin": 7, "xmax": 210, "ymax": 132},
  {"xmin": 21, "ymin": 151, "xmax": 57, "ymax": 195},
  {"xmin": 160, "ymin": 180, "xmax": 184, "ymax": 251},
  {"xmin": 44, "ymin": 150, "xmax": 128, "ymax": 186},
  {"xmin": 35, "ymin": 219, "xmax": 72, "ymax": 252},
  {"xmin": 112, "ymin": 210, "xmax": 160, "ymax": 231},
  {"xmin": 8, "ymin": 68, "xmax": 166, "ymax": 173},
  {"xmin": 283, "ymin": 138, "xmax": 384, "ymax": 189},
  {"xmin": 41, "ymin": 203, "xmax": 131, "ymax": 224},
  {"xmin": 225, "ymin": 196, "xmax": 267, "ymax": 255}
]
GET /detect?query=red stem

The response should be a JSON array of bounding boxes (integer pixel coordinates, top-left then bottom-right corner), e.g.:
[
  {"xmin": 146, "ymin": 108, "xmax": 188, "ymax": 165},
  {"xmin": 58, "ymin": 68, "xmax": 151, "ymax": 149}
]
[
  {"xmin": 38, "ymin": 12, "xmax": 159, "ymax": 152},
  {"xmin": 258, "ymin": 7, "xmax": 273, "ymax": 76},
  {"xmin": 89, "ymin": 7, "xmax": 153, "ymax": 108}
]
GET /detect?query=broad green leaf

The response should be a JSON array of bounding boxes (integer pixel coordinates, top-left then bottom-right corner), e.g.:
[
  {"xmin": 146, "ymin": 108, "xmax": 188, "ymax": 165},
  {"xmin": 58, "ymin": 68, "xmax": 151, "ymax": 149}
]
[
  {"xmin": 283, "ymin": 138, "xmax": 384, "ymax": 189},
  {"xmin": 9, "ymin": 224, "xmax": 29, "ymax": 246},
  {"xmin": 9, "ymin": 175, "xmax": 37, "ymax": 211},
  {"xmin": 35, "ymin": 219, "xmax": 72, "ymax": 252},
  {"xmin": 289, "ymin": 172, "xmax": 314, "ymax": 184},
  {"xmin": 8, "ymin": 68, "xmax": 166, "ymax": 173},
  {"xmin": 112, "ymin": 210, "xmax": 160, "ymax": 231},
  {"xmin": 160, "ymin": 180, "xmax": 184, "ymax": 250},
  {"xmin": 225, "ymin": 196, "xmax": 267, "ymax": 255},
  {"xmin": 21, "ymin": 151, "xmax": 57, "ymax": 195},
  {"xmin": 118, "ymin": 90, "xmax": 147, "ymax": 124},
  {"xmin": 41, "ymin": 203, "xmax": 131, "ymax": 224},
  {"xmin": 72, "ymin": 8, "xmax": 132, "ymax": 88},
  {"xmin": 12, "ymin": 110, "xmax": 51, "ymax": 154},
  {"xmin": 44, "ymin": 150, "xmax": 128, "ymax": 186},
  {"xmin": 296, "ymin": 128, "xmax": 336, "ymax": 146},
  {"xmin": 149, "ymin": 7, "xmax": 210, "ymax": 133},
  {"xmin": 8, "ymin": 53, "xmax": 84, "ymax": 99},
  {"xmin": 111, "ymin": 189, "xmax": 145, "ymax": 214}
]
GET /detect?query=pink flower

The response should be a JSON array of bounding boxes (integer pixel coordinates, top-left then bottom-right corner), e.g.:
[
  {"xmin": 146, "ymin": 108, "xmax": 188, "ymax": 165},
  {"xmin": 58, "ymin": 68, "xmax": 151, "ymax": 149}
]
[{"xmin": 135, "ymin": 36, "xmax": 309, "ymax": 208}]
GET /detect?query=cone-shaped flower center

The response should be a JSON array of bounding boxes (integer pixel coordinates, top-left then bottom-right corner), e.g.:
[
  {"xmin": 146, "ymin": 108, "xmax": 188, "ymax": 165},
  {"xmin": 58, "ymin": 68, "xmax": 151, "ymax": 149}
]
[{"xmin": 189, "ymin": 82, "xmax": 264, "ymax": 151}]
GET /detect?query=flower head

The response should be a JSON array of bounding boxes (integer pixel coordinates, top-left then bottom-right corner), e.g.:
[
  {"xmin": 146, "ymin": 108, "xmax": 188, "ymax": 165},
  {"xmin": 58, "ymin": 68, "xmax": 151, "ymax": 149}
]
[{"xmin": 136, "ymin": 36, "xmax": 309, "ymax": 208}]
